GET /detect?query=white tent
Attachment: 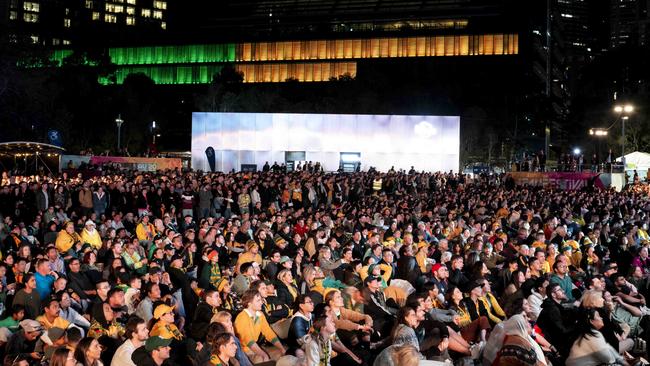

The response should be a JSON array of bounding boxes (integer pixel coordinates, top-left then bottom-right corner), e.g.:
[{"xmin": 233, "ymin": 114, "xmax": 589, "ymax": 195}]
[{"xmin": 616, "ymin": 151, "xmax": 650, "ymax": 171}]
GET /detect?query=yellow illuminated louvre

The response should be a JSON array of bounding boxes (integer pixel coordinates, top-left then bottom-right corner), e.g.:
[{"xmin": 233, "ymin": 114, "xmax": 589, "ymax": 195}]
[
  {"xmin": 494, "ymin": 34, "xmax": 504, "ymax": 55},
  {"xmin": 235, "ymin": 62, "xmax": 357, "ymax": 82},
  {"xmin": 484, "ymin": 35, "xmax": 494, "ymax": 54},
  {"xmin": 434, "ymin": 37, "xmax": 444, "ymax": 56},
  {"xmin": 234, "ymin": 34, "xmax": 517, "ymax": 61},
  {"xmin": 444, "ymin": 36, "xmax": 454, "ymax": 56},
  {"xmin": 459, "ymin": 35, "xmax": 469, "ymax": 55}
]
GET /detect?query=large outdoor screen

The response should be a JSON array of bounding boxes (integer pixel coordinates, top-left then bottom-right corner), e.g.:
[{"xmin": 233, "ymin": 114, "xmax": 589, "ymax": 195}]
[{"xmin": 191, "ymin": 112, "xmax": 460, "ymax": 172}]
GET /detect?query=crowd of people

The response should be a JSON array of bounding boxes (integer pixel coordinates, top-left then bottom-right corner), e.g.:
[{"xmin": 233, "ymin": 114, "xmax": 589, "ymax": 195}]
[{"xmin": 0, "ymin": 166, "xmax": 650, "ymax": 366}]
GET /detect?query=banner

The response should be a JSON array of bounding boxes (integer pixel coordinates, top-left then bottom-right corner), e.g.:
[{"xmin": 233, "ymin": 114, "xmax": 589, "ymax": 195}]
[
  {"xmin": 205, "ymin": 146, "xmax": 216, "ymax": 172},
  {"xmin": 47, "ymin": 130, "xmax": 63, "ymax": 147},
  {"xmin": 510, "ymin": 172, "xmax": 605, "ymax": 190},
  {"xmin": 89, "ymin": 156, "xmax": 182, "ymax": 171}
]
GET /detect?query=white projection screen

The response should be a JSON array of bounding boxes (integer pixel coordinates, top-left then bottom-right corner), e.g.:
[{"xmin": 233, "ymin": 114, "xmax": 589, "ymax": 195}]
[{"xmin": 191, "ymin": 112, "xmax": 460, "ymax": 172}]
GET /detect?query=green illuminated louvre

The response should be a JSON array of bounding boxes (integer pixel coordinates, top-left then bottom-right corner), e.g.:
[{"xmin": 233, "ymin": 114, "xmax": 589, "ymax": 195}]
[
  {"xmin": 108, "ymin": 44, "xmax": 236, "ymax": 65},
  {"xmin": 102, "ymin": 64, "xmax": 225, "ymax": 85},
  {"xmin": 52, "ymin": 49, "xmax": 74, "ymax": 65}
]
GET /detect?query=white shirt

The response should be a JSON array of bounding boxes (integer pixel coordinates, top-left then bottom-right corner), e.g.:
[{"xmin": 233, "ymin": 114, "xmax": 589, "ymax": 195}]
[
  {"xmin": 527, "ymin": 291, "xmax": 544, "ymax": 321},
  {"xmin": 111, "ymin": 339, "xmax": 137, "ymax": 366}
]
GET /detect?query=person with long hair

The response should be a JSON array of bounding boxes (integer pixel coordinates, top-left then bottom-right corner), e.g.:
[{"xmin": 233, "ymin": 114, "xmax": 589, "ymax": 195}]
[
  {"xmin": 446, "ymin": 285, "xmax": 490, "ymax": 345},
  {"xmin": 276, "ymin": 269, "xmax": 298, "ymax": 305},
  {"xmin": 390, "ymin": 307, "xmax": 420, "ymax": 350},
  {"xmin": 50, "ymin": 347, "xmax": 76, "ymax": 366},
  {"xmin": 566, "ymin": 308, "xmax": 626, "ymax": 366},
  {"xmin": 580, "ymin": 289, "xmax": 633, "ymax": 355},
  {"xmin": 74, "ymin": 337, "xmax": 103, "ymax": 366},
  {"xmin": 208, "ymin": 333, "xmax": 239, "ymax": 366},
  {"xmin": 324, "ymin": 289, "xmax": 373, "ymax": 344},
  {"xmin": 215, "ymin": 279, "xmax": 241, "ymax": 315},
  {"xmin": 492, "ymin": 314, "xmax": 549, "ymax": 366}
]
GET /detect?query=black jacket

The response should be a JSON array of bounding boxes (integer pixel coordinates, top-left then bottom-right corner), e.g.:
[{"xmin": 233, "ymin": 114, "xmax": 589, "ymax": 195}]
[
  {"xmin": 132, "ymin": 345, "xmax": 178, "ymax": 366},
  {"xmin": 189, "ymin": 301, "xmax": 216, "ymax": 341},
  {"xmin": 395, "ymin": 255, "xmax": 422, "ymax": 285},
  {"xmin": 536, "ymin": 298, "xmax": 577, "ymax": 357}
]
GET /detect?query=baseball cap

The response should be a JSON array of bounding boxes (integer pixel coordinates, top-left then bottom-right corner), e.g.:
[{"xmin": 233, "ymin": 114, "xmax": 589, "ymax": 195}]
[
  {"xmin": 153, "ymin": 304, "xmax": 175, "ymax": 320},
  {"xmin": 20, "ymin": 319, "xmax": 43, "ymax": 333},
  {"xmin": 145, "ymin": 336, "xmax": 172, "ymax": 352},
  {"xmin": 279, "ymin": 256, "xmax": 292, "ymax": 264},
  {"xmin": 431, "ymin": 263, "xmax": 444, "ymax": 273},
  {"xmin": 364, "ymin": 276, "xmax": 380, "ymax": 286}
]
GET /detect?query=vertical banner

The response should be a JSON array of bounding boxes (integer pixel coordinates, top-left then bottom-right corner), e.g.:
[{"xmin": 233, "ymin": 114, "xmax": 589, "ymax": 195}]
[{"xmin": 205, "ymin": 146, "xmax": 216, "ymax": 172}]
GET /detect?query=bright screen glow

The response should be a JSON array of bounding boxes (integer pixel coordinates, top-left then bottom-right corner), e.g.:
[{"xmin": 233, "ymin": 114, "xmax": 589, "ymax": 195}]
[{"xmin": 192, "ymin": 112, "xmax": 460, "ymax": 172}]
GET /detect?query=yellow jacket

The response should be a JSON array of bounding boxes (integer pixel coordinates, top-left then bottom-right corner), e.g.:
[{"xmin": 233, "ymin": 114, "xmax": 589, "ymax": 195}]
[
  {"xmin": 55, "ymin": 230, "xmax": 80, "ymax": 253},
  {"xmin": 150, "ymin": 321, "xmax": 183, "ymax": 340},
  {"xmin": 416, "ymin": 250, "xmax": 428, "ymax": 273},
  {"xmin": 236, "ymin": 251, "xmax": 262, "ymax": 267},
  {"xmin": 136, "ymin": 222, "xmax": 156, "ymax": 242},
  {"xmin": 480, "ymin": 293, "xmax": 506, "ymax": 324},
  {"xmin": 80, "ymin": 229, "xmax": 102, "ymax": 249},
  {"xmin": 234, "ymin": 309, "xmax": 279, "ymax": 352}
]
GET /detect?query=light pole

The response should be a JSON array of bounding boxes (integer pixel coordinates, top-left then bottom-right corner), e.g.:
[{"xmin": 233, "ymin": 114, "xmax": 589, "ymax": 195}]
[
  {"xmin": 589, "ymin": 128, "xmax": 608, "ymax": 171},
  {"xmin": 151, "ymin": 121, "xmax": 157, "ymax": 145},
  {"xmin": 115, "ymin": 114, "xmax": 124, "ymax": 152},
  {"xmin": 614, "ymin": 104, "xmax": 634, "ymax": 169}
]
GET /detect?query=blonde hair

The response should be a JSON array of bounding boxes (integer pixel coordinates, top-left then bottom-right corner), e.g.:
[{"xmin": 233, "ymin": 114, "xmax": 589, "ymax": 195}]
[
  {"xmin": 580, "ymin": 289, "xmax": 604, "ymax": 308},
  {"xmin": 391, "ymin": 345, "xmax": 421, "ymax": 366},
  {"xmin": 211, "ymin": 310, "xmax": 232, "ymax": 324},
  {"xmin": 302, "ymin": 264, "xmax": 317, "ymax": 286},
  {"xmin": 277, "ymin": 269, "xmax": 292, "ymax": 283}
]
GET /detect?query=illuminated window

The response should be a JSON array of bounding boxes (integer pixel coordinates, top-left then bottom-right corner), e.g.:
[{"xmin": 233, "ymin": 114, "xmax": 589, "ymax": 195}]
[
  {"xmin": 64, "ymin": 18, "xmax": 71, "ymax": 27},
  {"xmin": 126, "ymin": 16, "xmax": 135, "ymax": 25},
  {"xmin": 92, "ymin": 11, "xmax": 101, "ymax": 20},
  {"xmin": 161, "ymin": 22, "xmax": 166, "ymax": 29},
  {"xmin": 30, "ymin": 35, "xmax": 39, "ymax": 43},
  {"xmin": 65, "ymin": 8, "xmax": 70, "ymax": 15},
  {"xmin": 126, "ymin": 6, "xmax": 134, "ymax": 14},
  {"xmin": 63, "ymin": 40, "xmax": 71, "ymax": 45},
  {"xmin": 126, "ymin": 0, "xmax": 136, "ymax": 4},
  {"xmin": 9, "ymin": 11, "xmax": 17, "ymax": 20},
  {"xmin": 85, "ymin": 0, "xmax": 93, "ymax": 9},
  {"xmin": 23, "ymin": 2, "xmax": 40, "ymax": 12},
  {"xmin": 104, "ymin": 14, "xmax": 117, "ymax": 23},
  {"xmin": 141, "ymin": 8, "xmax": 151, "ymax": 17},
  {"xmin": 52, "ymin": 38, "xmax": 60, "ymax": 45},
  {"xmin": 153, "ymin": 10, "xmax": 163, "ymax": 19},
  {"xmin": 23, "ymin": 13, "xmax": 39, "ymax": 22},
  {"xmin": 154, "ymin": 1, "xmax": 166, "ymax": 9},
  {"xmin": 106, "ymin": 4, "xmax": 123, "ymax": 13}
]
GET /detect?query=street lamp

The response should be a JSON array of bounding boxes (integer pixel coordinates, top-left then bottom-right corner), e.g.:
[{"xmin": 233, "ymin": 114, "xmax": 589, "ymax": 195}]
[
  {"xmin": 589, "ymin": 128, "xmax": 608, "ymax": 171},
  {"xmin": 151, "ymin": 121, "xmax": 157, "ymax": 144},
  {"xmin": 115, "ymin": 114, "xmax": 124, "ymax": 151},
  {"xmin": 589, "ymin": 128, "xmax": 608, "ymax": 136},
  {"xmin": 614, "ymin": 103, "xmax": 634, "ymax": 168}
]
